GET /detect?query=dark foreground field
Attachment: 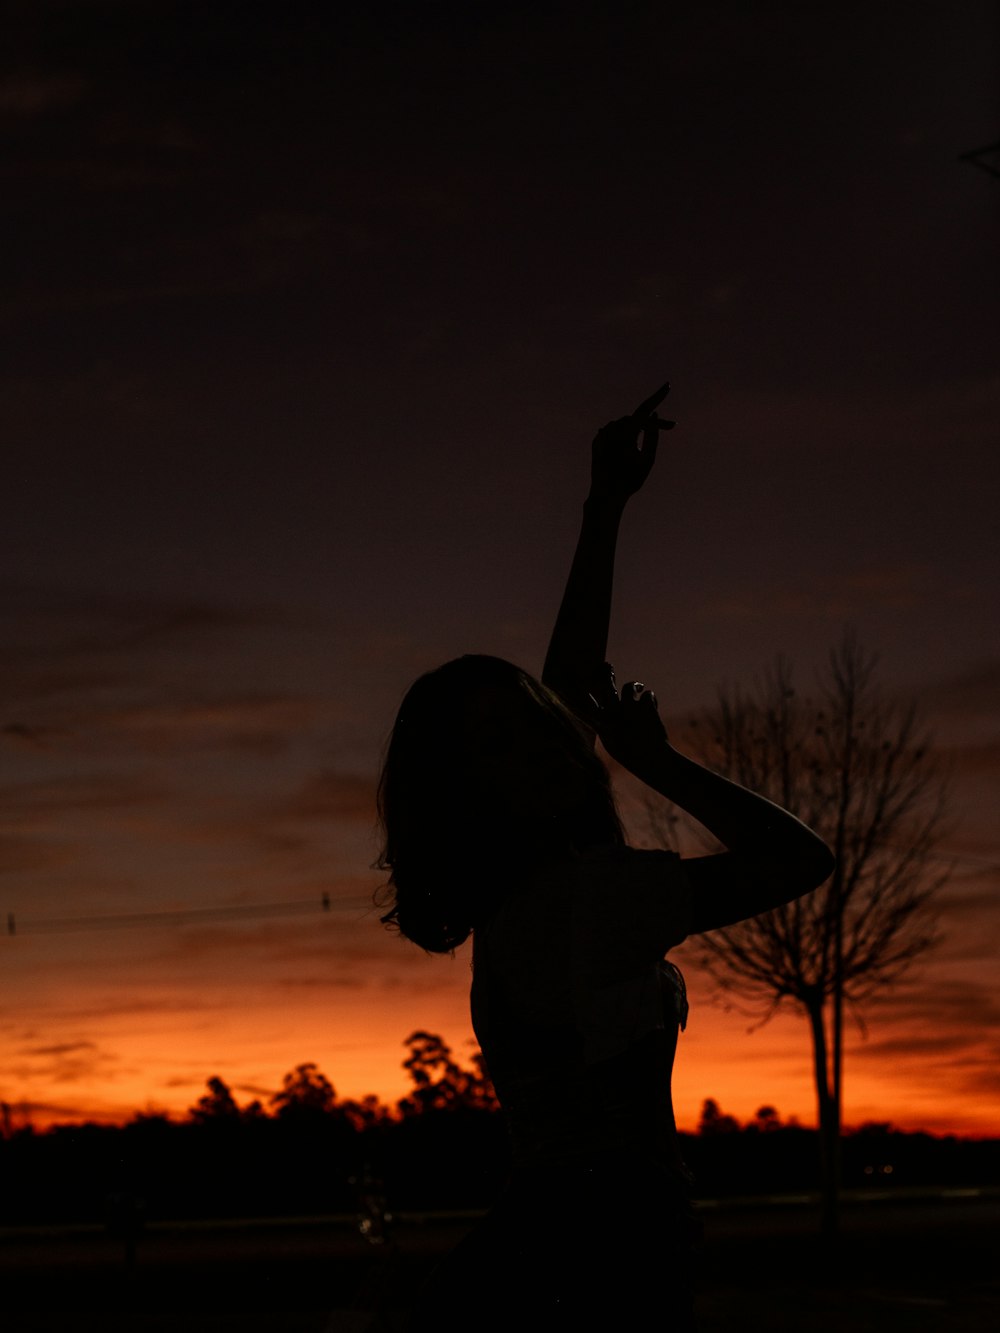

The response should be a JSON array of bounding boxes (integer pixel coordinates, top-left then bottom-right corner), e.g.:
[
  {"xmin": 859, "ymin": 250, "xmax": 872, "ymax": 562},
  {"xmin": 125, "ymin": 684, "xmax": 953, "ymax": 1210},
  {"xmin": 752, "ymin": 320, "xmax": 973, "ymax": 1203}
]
[{"xmin": 2, "ymin": 1190, "xmax": 998, "ymax": 1332}]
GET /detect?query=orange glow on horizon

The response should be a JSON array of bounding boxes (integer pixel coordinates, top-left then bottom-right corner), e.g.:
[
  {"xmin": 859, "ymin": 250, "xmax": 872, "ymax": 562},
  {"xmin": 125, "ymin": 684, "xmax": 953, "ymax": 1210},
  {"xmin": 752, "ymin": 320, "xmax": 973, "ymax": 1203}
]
[
  {"xmin": 7, "ymin": 968, "xmax": 997, "ymax": 1141},
  {"xmin": 4, "ymin": 815, "xmax": 997, "ymax": 1144}
]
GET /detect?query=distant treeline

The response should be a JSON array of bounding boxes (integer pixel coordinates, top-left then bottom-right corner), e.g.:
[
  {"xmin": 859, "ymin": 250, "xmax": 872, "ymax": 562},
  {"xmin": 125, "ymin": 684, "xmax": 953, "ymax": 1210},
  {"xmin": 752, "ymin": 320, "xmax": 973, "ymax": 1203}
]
[{"xmin": 2, "ymin": 1032, "xmax": 997, "ymax": 1225}]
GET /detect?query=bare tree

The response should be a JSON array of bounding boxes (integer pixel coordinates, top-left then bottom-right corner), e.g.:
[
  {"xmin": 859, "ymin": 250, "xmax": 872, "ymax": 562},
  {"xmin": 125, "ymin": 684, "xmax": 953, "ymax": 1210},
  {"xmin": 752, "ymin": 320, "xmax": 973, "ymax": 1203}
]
[{"xmin": 651, "ymin": 633, "xmax": 951, "ymax": 1233}]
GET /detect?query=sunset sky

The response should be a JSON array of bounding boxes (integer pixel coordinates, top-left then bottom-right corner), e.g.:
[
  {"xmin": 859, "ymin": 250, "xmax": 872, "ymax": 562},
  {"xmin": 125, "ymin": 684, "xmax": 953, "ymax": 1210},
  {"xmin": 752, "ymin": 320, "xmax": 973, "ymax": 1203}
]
[{"xmin": 3, "ymin": 0, "xmax": 999, "ymax": 1137}]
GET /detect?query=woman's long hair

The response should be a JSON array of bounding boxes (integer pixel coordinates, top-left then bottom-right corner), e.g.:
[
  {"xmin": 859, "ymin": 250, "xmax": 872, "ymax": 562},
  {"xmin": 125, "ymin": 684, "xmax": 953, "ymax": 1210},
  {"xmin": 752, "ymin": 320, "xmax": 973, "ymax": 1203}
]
[{"xmin": 376, "ymin": 655, "xmax": 623, "ymax": 953}]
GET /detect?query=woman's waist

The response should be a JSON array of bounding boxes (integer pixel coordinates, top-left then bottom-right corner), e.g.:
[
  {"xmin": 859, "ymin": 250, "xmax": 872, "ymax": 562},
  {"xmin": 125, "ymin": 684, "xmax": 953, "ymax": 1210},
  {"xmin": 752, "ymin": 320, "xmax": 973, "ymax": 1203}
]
[
  {"xmin": 503, "ymin": 1144, "xmax": 695, "ymax": 1219},
  {"xmin": 500, "ymin": 1078, "xmax": 686, "ymax": 1175}
]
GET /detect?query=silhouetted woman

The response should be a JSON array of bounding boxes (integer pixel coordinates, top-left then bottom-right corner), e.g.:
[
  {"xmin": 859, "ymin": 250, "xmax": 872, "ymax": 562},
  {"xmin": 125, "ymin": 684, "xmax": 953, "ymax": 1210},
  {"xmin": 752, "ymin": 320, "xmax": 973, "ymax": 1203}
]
[{"xmin": 378, "ymin": 385, "xmax": 834, "ymax": 1331}]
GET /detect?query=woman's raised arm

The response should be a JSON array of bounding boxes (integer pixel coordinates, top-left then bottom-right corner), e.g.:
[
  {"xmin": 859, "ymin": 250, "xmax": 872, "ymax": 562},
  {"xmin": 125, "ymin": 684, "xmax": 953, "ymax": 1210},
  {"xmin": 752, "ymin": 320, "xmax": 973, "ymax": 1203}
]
[
  {"xmin": 593, "ymin": 664, "xmax": 835, "ymax": 932},
  {"xmin": 541, "ymin": 384, "xmax": 674, "ymax": 731}
]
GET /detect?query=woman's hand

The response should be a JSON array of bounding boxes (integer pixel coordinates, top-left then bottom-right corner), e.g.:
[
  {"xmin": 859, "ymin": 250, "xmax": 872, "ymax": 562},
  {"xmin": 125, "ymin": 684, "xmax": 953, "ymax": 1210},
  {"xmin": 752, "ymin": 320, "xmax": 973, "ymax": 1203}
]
[
  {"xmin": 589, "ymin": 662, "xmax": 673, "ymax": 776},
  {"xmin": 589, "ymin": 382, "xmax": 675, "ymax": 504}
]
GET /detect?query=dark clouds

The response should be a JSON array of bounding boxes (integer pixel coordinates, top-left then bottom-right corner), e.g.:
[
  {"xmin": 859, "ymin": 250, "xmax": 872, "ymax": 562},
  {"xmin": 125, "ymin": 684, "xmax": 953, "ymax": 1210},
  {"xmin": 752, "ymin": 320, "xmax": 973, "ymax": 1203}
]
[{"xmin": 11, "ymin": 1036, "xmax": 124, "ymax": 1086}]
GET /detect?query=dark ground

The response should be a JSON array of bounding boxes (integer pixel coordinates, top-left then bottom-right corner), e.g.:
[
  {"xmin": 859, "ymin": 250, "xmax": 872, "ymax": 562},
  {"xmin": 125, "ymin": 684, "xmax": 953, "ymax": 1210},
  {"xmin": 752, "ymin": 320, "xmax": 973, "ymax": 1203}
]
[{"xmin": 2, "ymin": 1191, "xmax": 998, "ymax": 1332}]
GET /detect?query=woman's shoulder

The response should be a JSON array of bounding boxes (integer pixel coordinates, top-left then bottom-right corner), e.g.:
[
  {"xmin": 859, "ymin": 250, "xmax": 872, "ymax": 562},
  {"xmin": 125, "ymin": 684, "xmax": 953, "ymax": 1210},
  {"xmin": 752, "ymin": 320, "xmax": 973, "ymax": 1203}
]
[
  {"xmin": 489, "ymin": 844, "xmax": 690, "ymax": 935},
  {"xmin": 571, "ymin": 842, "xmax": 694, "ymax": 959},
  {"xmin": 509, "ymin": 843, "xmax": 682, "ymax": 901},
  {"xmin": 574, "ymin": 841, "xmax": 684, "ymax": 878}
]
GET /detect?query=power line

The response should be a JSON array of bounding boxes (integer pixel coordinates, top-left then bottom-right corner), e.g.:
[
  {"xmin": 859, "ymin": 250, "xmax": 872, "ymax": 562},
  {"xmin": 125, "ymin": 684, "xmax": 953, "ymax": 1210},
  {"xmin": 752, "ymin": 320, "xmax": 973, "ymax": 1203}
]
[
  {"xmin": 2, "ymin": 892, "xmax": 373, "ymax": 937},
  {"xmin": 5, "ymin": 846, "xmax": 997, "ymax": 940}
]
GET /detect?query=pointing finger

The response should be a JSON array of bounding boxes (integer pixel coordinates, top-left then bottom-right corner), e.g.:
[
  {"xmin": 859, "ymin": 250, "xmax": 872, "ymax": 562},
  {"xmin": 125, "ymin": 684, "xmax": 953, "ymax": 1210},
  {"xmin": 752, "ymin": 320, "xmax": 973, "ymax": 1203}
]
[{"xmin": 632, "ymin": 381, "xmax": 670, "ymax": 420}]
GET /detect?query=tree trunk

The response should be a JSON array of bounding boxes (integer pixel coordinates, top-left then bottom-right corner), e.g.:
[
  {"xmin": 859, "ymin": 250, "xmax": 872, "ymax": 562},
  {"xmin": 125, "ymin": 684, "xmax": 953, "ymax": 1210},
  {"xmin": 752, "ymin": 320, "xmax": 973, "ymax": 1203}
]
[
  {"xmin": 806, "ymin": 998, "xmax": 839, "ymax": 1237},
  {"xmin": 831, "ymin": 946, "xmax": 844, "ymax": 1235}
]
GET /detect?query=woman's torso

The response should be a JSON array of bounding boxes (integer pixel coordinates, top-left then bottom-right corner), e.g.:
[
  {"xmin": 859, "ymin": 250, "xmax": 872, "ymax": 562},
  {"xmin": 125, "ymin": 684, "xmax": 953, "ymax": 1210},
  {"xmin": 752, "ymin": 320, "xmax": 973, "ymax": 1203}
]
[{"xmin": 471, "ymin": 845, "xmax": 692, "ymax": 1183}]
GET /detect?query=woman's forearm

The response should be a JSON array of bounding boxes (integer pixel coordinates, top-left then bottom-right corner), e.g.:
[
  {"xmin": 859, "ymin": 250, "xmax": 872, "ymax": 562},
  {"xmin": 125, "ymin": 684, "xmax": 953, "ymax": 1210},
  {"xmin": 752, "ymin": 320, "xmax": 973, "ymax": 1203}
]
[
  {"xmin": 542, "ymin": 385, "xmax": 670, "ymax": 721},
  {"xmin": 641, "ymin": 745, "xmax": 834, "ymax": 925},
  {"xmin": 635, "ymin": 743, "xmax": 833, "ymax": 875},
  {"xmin": 595, "ymin": 673, "xmax": 833, "ymax": 926},
  {"xmin": 542, "ymin": 495, "xmax": 626, "ymax": 721}
]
